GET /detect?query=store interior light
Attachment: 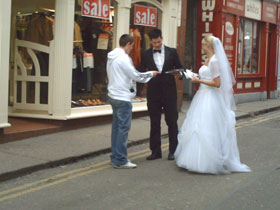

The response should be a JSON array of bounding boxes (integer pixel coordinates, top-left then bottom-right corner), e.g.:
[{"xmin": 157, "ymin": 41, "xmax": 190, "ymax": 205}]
[{"xmin": 244, "ymin": 35, "xmax": 251, "ymax": 40}]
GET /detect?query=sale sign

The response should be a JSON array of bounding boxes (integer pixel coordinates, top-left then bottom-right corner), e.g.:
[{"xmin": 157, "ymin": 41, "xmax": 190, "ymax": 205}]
[
  {"xmin": 134, "ymin": 5, "xmax": 157, "ymax": 27},
  {"xmin": 82, "ymin": 0, "xmax": 110, "ymax": 19}
]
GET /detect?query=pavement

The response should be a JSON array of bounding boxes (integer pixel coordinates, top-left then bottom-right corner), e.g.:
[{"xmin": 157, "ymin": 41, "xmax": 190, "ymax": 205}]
[{"xmin": 0, "ymin": 98, "xmax": 280, "ymax": 182}]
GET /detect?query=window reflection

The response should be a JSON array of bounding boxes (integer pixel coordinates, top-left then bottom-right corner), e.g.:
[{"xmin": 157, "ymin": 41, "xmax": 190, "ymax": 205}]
[
  {"xmin": 252, "ymin": 22, "xmax": 259, "ymax": 73},
  {"xmin": 243, "ymin": 21, "xmax": 252, "ymax": 74},
  {"xmin": 71, "ymin": 0, "xmax": 116, "ymax": 107},
  {"xmin": 238, "ymin": 18, "xmax": 259, "ymax": 75},
  {"xmin": 238, "ymin": 19, "xmax": 244, "ymax": 74}
]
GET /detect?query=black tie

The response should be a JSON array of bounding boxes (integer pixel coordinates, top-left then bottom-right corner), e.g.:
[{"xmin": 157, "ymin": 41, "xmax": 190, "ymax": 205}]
[{"xmin": 153, "ymin": 49, "xmax": 161, "ymax": 54}]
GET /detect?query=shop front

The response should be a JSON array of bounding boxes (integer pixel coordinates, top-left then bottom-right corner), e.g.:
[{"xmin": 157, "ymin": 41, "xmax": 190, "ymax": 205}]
[
  {"xmin": 0, "ymin": 0, "xmax": 12, "ymax": 131},
  {"xmin": 0, "ymin": 0, "xmax": 182, "ymax": 129},
  {"xmin": 196, "ymin": 0, "xmax": 279, "ymax": 103},
  {"xmin": 278, "ymin": 3, "xmax": 280, "ymax": 96},
  {"xmin": 278, "ymin": 32, "xmax": 280, "ymax": 95}
]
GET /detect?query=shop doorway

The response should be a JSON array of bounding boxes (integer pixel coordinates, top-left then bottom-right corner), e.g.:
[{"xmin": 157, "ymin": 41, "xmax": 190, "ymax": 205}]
[
  {"xmin": 9, "ymin": 1, "xmax": 56, "ymax": 114},
  {"xmin": 13, "ymin": 40, "xmax": 54, "ymax": 114}
]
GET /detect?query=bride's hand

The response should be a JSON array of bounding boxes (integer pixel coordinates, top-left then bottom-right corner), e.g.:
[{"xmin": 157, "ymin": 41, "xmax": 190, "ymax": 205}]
[{"xmin": 191, "ymin": 76, "xmax": 200, "ymax": 83}]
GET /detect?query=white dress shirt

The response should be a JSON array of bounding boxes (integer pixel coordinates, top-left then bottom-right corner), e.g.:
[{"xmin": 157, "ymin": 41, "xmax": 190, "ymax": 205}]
[{"xmin": 153, "ymin": 45, "xmax": 165, "ymax": 72}]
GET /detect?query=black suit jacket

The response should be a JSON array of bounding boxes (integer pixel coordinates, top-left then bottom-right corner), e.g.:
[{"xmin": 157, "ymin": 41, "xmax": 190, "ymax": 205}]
[{"xmin": 139, "ymin": 46, "xmax": 182, "ymax": 101}]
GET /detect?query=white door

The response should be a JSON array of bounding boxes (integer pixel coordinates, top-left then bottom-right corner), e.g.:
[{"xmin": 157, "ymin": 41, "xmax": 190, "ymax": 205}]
[{"xmin": 13, "ymin": 39, "xmax": 54, "ymax": 114}]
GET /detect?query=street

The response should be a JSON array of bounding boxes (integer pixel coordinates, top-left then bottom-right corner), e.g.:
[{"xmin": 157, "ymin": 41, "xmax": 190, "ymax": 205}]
[{"xmin": 0, "ymin": 111, "xmax": 279, "ymax": 210}]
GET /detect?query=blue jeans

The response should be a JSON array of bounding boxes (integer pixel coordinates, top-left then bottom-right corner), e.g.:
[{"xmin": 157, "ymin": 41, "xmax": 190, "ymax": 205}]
[{"xmin": 109, "ymin": 97, "xmax": 132, "ymax": 166}]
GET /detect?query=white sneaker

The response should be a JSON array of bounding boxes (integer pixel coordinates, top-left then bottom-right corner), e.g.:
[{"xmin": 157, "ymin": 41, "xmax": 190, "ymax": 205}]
[{"xmin": 113, "ymin": 161, "xmax": 137, "ymax": 169}]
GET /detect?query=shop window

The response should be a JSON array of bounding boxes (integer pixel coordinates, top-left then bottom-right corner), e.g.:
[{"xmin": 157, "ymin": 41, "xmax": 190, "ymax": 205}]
[
  {"xmin": 11, "ymin": 1, "xmax": 55, "ymax": 107},
  {"xmin": 71, "ymin": 0, "xmax": 116, "ymax": 107},
  {"xmin": 129, "ymin": 2, "xmax": 162, "ymax": 101},
  {"xmin": 238, "ymin": 18, "xmax": 260, "ymax": 75}
]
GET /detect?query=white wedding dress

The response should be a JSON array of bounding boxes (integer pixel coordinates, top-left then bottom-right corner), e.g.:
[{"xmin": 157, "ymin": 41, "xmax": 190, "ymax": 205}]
[{"xmin": 175, "ymin": 56, "xmax": 251, "ymax": 174}]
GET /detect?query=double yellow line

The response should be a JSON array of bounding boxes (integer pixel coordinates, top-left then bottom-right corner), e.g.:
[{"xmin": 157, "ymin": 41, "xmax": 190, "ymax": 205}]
[
  {"xmin": 0, "ymin": 112, "xmax": 279, "ymax": 203},
  {"xmin": 236, "ymin": 112, "xmax": 280, "ymax": 129},
  {"xmin": 0, "ymin": 144, "xmax": 169, "ymax": 203}
]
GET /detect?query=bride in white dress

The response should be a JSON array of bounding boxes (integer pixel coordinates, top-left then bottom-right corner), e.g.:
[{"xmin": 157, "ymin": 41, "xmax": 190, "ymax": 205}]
[{"xmin": 174, "ymin": 36, "xmax": 251, "ymax": 174}]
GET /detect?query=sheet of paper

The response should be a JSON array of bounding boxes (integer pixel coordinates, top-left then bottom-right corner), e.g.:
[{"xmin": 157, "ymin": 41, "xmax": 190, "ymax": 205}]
[
  {"xmin": 183, "ymin": 69, "xmax": 199, "ymax": 79},
  {"xmin": 97, "ymin": 33, "xmax": 109, "ymax": 50}
]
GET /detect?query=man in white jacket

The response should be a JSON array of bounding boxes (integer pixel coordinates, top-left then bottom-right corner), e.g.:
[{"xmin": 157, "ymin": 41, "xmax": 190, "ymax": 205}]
[{"xmin": 107, "ymin": 34, "xmax": 159, "ymax": 169}]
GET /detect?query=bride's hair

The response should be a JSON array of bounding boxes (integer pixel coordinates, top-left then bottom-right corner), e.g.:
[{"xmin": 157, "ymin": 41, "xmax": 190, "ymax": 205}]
[{"xmin": 202, "ymin": 35, "xmax": 215, "ymax": 50}]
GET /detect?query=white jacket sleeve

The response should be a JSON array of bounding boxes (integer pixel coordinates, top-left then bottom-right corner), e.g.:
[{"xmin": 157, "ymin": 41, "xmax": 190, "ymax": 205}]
[{"xmin": 118, "ymin": 56, "xmax": 153, "ymax": 83}]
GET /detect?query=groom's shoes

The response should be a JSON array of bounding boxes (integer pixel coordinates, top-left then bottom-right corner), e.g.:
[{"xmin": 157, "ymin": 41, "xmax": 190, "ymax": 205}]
[
  {"xmin": 146, "ymin": 153, "xmax": 162, "ymax": 160},
  {"xmin": 167, "ymin": 153, "xmax": 175, "ymax": 160}
]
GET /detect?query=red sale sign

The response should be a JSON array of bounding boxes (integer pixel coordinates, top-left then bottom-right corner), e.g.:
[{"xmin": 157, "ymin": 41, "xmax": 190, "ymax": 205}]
[
  {"xmin": 82, "ymin": 0, "xmax": 110, "ymax": 19},
  {"xmin": 134, "ymin": 5, "xmax": 157, "ymax": 27}
]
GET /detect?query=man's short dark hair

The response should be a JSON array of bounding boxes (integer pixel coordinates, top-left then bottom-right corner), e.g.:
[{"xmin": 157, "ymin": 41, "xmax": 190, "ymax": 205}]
[
  {"xmin": 148, "ymin": 29, "xmax": 162, "ymax": 40},
  {"xmin": 119, "ymin": 34, "xmax": 134, "ymax": 47}
]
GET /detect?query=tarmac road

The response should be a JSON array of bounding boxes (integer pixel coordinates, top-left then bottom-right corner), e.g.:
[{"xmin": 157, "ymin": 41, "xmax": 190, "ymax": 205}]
[{"xmin": 0, "ymin": 110, "xmax": 279, "ymax": 210}]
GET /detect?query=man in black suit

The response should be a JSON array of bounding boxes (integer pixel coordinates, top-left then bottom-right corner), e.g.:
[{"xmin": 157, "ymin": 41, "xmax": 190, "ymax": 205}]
[{"xmin": 139, "ymin": 29, "xmax": 183, "ymax": 160}]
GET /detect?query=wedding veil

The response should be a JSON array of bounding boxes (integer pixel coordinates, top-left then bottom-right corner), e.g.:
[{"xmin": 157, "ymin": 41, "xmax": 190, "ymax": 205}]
[{"xmin": 212, "ymin": 36, "xmax": 236, "ymax": 111}]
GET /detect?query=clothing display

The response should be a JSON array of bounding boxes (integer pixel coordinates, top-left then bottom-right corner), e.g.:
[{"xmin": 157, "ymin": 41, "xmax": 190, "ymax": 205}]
[
  {"xmin": 72, "ymin": 35, "xmax": 106, "ymax": 107},
  {"xmin": 15, "ymin": 4, "xmax": 115, "ymax": 108},
  {"xmin": 71, "ymin": 17, "xmax": 114, "ymax": 106},
  {"xmin": 130, "ymin": 28, "xmax": 151, "ymax": 69},
  {"xmin": 71, "ymin": 99, "xmax": 106, "ymax": 107},
  {"xmin": 129, "ymin": 27, "xmax": 152, "ymax": 98},
  {"xmin": 143, "ymin": 33, "xmax": 150, "ymax": 50},
  {"xmin": 81, "ymin": 19, "xmax": 112, "ymax": 86},
  {"xmin": 72, "ymin": 47, "xmax": 93, "ymax": 94},
  {"xmin": 130, "ymin": 28, "xmax": 141, "ymax": 68},
  {"xmin": 25, "ymin": 14, "xmax": 53, "ymax": 46},
  {"xmin": 74, "ymin": 21, "xmax": 83, "ymax": 50},
  {"xmin": 14, "ymin": 13, "xmax": 54, "ymax": 106},
  {"xmin": 20, "ymin": 13, "xmax": 54, "ymax": 77}
]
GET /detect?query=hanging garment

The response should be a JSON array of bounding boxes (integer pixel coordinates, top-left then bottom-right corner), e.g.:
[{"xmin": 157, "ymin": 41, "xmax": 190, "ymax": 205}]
[
  {"xmin": 74, "ymin": 21, "xmax": 83, "ymax": 50},
  {"xmin": 130, "ymin": 28, "xmax": 141, "ymax": 68},
  {"xmin": 25, "ymin": 14, "xmax": 53, "ymax": 46}
]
